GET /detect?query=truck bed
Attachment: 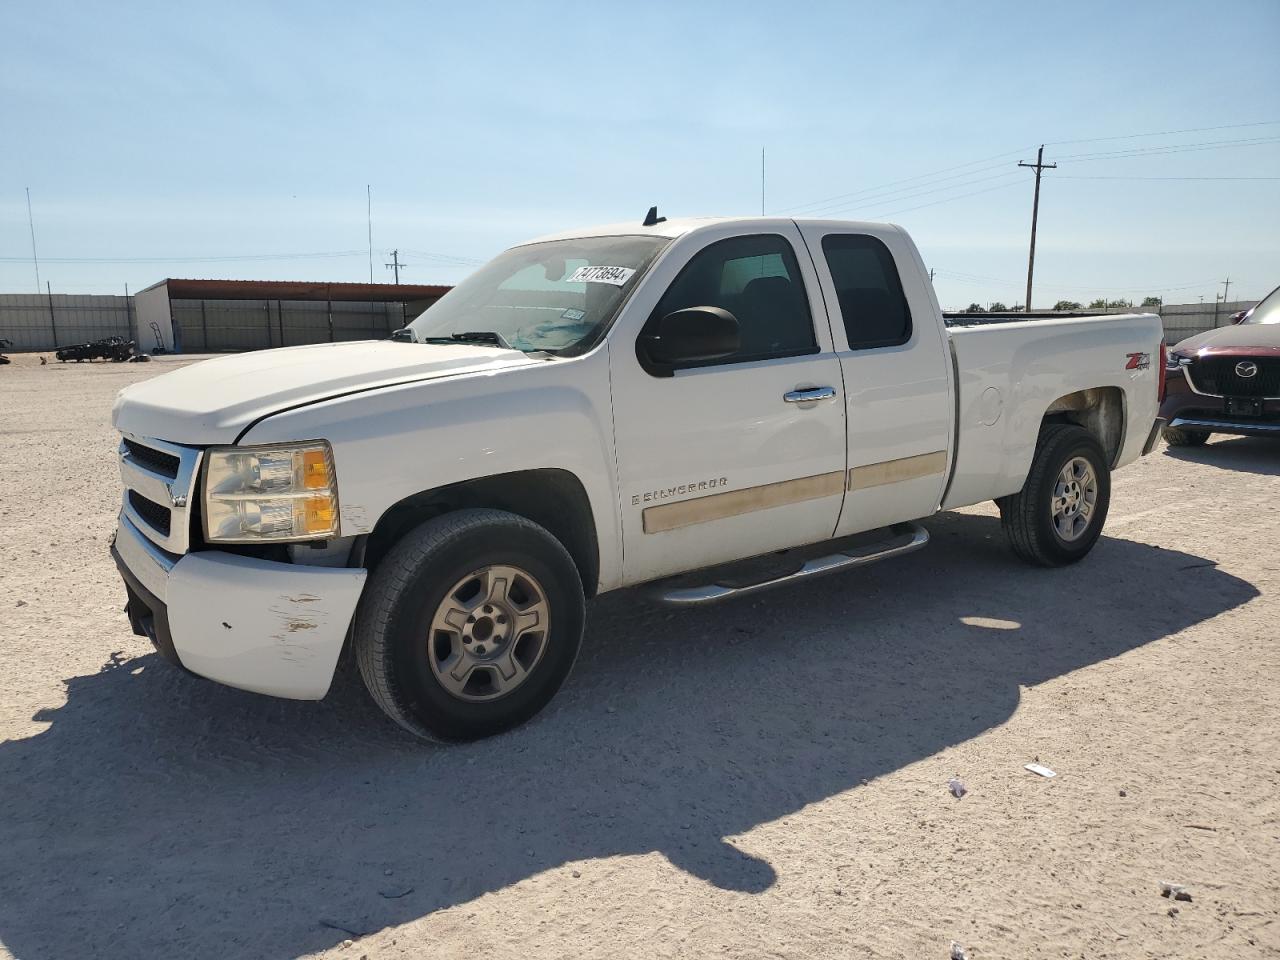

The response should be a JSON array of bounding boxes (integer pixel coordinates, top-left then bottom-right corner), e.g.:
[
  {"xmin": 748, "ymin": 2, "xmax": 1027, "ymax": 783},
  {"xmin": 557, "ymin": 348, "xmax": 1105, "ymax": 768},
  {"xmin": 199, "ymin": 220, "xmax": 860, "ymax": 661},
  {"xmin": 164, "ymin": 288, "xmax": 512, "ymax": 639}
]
[{"xmin": 942, "ymin": 311, "xmax": 1164, "ymax": 510}]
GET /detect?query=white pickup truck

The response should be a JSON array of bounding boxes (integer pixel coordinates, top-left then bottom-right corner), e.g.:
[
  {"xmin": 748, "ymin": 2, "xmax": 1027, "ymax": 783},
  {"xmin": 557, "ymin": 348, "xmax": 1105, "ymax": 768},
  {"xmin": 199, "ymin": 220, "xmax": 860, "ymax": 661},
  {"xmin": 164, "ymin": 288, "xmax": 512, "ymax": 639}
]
[{"xmin": 111, "ymin": 213, "xmax": 1166, "ymax": 740}]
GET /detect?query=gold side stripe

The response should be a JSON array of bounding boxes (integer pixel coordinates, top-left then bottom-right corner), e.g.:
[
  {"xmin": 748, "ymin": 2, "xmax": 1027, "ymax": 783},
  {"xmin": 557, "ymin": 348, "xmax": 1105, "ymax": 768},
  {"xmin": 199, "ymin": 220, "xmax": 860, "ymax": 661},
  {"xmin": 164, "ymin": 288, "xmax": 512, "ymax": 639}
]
[
  {"xmin": 847, "ymin": 450, "xmax": 947, "ymax": 491},
  {"xmin": 642, "ymin": 471, "xmax": 844, "ymax": 534}
]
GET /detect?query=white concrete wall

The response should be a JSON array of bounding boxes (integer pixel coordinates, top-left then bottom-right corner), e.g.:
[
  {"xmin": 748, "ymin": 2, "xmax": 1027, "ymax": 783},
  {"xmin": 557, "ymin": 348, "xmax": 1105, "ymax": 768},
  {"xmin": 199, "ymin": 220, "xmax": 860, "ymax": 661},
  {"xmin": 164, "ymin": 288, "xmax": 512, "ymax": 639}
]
[{"xmin": 133, "ymin": 285, "xmax": 174, "ymax": 353}]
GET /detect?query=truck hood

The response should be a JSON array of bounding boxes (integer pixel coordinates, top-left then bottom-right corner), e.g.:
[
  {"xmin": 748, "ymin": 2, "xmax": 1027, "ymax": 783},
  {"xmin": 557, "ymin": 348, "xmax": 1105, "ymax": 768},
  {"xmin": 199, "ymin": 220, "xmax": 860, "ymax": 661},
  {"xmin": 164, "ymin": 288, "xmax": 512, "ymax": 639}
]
[
  {"xmin": 1173, "ymin": 323, "xmax": 1280, "ymax": 356},
  {"xmin": 113, "ymin": 340, "xmax": 538, "ymax": 444}
]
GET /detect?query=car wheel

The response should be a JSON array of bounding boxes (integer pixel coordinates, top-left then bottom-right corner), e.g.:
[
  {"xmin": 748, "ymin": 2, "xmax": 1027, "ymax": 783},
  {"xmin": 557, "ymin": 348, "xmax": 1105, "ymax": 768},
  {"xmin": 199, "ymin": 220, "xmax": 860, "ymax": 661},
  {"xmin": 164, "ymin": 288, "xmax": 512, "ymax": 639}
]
[
  {"xmin": 1162, "ymin": 425, "xmax": 1210, "ymax": 447},
  {"xmin": 997, "ymin": 423, "xmax": 1111, "ymax": 567},
  {"xmin": 355, "ymin": 508, "xmax": 585, "ymax": 742}
]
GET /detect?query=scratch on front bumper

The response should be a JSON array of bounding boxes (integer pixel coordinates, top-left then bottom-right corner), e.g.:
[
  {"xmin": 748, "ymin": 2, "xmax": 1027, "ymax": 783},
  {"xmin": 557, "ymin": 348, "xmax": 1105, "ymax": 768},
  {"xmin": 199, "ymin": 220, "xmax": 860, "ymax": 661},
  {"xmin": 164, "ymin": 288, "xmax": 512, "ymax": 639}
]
[{"xmin": 114, "ymin": 513, "xmax": 367, "ymax": 700}]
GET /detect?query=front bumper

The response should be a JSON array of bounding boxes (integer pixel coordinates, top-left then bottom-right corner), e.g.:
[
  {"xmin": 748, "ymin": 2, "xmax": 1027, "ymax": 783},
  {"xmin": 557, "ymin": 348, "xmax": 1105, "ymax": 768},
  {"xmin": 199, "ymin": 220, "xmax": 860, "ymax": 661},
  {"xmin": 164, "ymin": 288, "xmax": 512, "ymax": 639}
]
[
  {"xmin": 1160, "ymin": 370, "xmax": 1280, "ymax": 438},
  {"xmin": 1168, "ymin": 415, "xmax": 1280, "ymax": 439},
  {"xmin": 112, "ymin": 513, "xmax": 367, "ymax": 700}
]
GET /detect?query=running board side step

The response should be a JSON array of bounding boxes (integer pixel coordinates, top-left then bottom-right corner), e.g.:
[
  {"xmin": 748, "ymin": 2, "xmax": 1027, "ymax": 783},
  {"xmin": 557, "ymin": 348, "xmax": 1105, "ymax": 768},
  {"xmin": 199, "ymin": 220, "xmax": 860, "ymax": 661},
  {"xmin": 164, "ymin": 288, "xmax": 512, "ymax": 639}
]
[{"xmin": 651, "ymin": 521, "xmax": 930, "ymax": 606}]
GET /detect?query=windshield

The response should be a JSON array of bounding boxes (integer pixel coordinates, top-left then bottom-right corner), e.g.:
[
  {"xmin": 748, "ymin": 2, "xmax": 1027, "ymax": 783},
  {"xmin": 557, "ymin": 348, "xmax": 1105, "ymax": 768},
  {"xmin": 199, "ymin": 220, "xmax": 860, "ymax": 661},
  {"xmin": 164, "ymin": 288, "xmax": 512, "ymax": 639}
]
[
  {"xmin": 407, "ymin": 235, "xmax": 670, "ymax": 355},
  {"xmin": 1243, "ymin": 284, "xmax": 1280, "ymax": 325}
]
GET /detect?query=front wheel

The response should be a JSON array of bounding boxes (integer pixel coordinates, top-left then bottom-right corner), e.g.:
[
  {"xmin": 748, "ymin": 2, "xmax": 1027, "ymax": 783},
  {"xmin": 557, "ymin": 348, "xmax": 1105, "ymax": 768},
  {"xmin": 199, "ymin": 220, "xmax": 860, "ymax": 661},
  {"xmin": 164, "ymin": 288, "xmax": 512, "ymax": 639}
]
[
  {"xmin": 354, "ymin": 508, "xmax": 585, "ymax": 741},
  {"xmin": 997, "ymin": 423, "xmax": 1111, "ymax": 567}
]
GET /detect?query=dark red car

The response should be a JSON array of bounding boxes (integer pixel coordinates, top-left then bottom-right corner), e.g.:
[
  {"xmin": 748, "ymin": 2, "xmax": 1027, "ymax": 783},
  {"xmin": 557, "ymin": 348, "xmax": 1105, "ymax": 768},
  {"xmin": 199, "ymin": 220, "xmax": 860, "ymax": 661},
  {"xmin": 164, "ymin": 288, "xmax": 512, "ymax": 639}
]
[{"xmin": 1161, "ymin": 284, "xmax": 1280, "ymax": 445}]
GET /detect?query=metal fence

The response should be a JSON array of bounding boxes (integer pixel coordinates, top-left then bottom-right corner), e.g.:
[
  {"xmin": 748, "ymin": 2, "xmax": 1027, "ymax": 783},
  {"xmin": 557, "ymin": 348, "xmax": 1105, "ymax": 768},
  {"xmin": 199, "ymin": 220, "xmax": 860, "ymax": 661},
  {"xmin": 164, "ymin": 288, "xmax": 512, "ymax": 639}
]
[
  {"xmin": 0, "ymin": 294, "xmax": 133, "ymax": 351},
  {"xmin": 1, "ymin": 291, "xmax": 1261, "ymax": 354},
  {"xmin": 170, "ymin": 298, "xmax": 408, "ymax": 352},
  {"xmin": 1157, "ymin": 300, "xmax": 1256, "ymax": 343}
]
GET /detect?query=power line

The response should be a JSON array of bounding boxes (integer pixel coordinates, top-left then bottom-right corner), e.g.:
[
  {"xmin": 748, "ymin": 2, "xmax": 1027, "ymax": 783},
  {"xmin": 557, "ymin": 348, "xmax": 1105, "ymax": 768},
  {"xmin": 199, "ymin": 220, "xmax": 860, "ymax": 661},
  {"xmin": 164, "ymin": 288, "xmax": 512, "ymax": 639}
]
[
  {"xmin": 775, "ymin": 121, "xmax": 1280, "ymax": 217},
  {"xmin": 399, "ymin": 248, "xmax": 486, "ymax": 266},
  {"xmin": 1045, "ymin": 119, "xmax": 1280, "ymax": 147},
  {"xmin": 803, "ymin": 169, "xmax": 1023, "ymax": 219},
  {"xmin": 1055, "ymin": 135, "xmax": 1280, "ymax": 162},
  {"xmin": 867, "ymin": 178, "xmax": 1024, "ymax": 220},
  {"xmin": 773, "ymin": 146, "xmax": 1032, "ymax": 215},
  {"xmin": 1055, "ymin": 175, "xmax": 1280, "ymax": 181},
  {"xmin": 0, "ymin": 250, "xmax": 368, "ymax": 264}
]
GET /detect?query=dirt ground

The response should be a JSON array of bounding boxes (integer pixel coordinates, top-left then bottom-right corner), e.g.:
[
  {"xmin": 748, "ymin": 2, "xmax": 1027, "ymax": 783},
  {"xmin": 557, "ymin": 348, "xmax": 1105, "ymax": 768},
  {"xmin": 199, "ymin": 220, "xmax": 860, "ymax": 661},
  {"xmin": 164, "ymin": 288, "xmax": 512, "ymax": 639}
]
[{"xmin": 1, "ymin": 350, "xmax": 1277, "ymax": 960}]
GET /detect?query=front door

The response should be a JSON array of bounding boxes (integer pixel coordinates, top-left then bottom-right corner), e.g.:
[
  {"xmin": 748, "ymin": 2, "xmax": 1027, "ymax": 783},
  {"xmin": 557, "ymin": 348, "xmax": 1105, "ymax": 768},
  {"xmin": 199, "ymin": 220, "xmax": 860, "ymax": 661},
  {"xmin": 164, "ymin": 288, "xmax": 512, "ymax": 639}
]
[{"xmin": 610, "ymin": 224, "xmax": 846, "ymax": 584}]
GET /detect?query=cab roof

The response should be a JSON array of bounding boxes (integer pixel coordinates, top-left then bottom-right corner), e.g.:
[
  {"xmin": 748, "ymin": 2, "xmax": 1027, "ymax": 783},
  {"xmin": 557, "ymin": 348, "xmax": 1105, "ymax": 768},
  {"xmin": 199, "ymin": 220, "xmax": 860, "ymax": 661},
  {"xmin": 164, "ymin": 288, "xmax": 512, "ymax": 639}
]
[{"xmin": 523, "ymin": 215, "xmax": 898, "ymax": 245}]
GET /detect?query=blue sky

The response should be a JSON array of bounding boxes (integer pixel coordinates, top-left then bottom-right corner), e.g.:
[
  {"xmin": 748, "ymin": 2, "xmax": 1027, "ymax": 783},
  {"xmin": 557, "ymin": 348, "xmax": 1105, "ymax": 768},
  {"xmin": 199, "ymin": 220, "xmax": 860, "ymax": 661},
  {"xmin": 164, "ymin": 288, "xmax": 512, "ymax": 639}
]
[{"xmin": 2, "ymin": 0, "xmax": 1278, "ymax": 308}]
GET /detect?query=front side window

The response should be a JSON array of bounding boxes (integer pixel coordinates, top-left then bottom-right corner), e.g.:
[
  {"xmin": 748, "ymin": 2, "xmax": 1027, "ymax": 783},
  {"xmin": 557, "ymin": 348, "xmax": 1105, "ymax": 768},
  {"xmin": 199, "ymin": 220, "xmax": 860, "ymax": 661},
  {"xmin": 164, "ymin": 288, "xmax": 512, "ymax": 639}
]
[
  {"xmin": 649, "ymin": 234, "xmax": 816, "ymax": 366},
  {"xmin": 408, "ymin": 235, "xmax": 669, "ymax": 355},
  {"xmin": 821, "ymin": 234, "xmax": 912, "ymax": 349},
  {"xmin": 1243, "ymin": 284, "xmax": 1280, "ymax": 325}
]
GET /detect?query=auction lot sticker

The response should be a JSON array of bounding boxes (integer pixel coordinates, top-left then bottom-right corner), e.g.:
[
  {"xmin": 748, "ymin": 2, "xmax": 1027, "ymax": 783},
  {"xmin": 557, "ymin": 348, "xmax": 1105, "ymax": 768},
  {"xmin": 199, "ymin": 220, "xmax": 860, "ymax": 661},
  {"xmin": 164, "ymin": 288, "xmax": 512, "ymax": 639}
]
[{"xmin": 566, "ymin": 265, "xmax": 636, "ymax": 286}]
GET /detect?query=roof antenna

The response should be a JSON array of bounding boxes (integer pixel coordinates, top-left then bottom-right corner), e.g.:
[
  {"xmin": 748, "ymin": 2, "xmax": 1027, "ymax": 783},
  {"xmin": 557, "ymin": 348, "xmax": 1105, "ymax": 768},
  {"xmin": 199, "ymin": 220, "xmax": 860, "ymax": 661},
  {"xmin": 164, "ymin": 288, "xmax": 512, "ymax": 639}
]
[{"xmin": 642, "ymin": 205, "xmax": 666, "ymax": 227}]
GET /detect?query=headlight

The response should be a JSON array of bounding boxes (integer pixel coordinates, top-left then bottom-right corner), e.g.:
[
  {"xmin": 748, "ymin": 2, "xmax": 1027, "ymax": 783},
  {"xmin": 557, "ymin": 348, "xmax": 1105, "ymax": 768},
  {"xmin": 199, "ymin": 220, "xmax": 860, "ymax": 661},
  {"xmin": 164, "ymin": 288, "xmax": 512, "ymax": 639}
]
[
  {"xmin": 203, "ymin": 441, "xmax": 340, "ymax": 543},
  {"xmin": 1166, "ymin": 353, "xmax": 1188, "ymax": 372}
]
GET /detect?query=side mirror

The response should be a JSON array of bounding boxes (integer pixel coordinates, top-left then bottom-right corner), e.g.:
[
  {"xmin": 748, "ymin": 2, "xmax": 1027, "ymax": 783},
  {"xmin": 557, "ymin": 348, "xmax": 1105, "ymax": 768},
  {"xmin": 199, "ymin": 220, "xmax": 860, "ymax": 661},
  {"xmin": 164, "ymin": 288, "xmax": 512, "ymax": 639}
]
[
  {"xmin": 640, "ymin": 307, "xmax": 740, "ymax": 371},
  {"xmin": 390, "ymin": 328, "xmax": 414, "ymax": 342}
]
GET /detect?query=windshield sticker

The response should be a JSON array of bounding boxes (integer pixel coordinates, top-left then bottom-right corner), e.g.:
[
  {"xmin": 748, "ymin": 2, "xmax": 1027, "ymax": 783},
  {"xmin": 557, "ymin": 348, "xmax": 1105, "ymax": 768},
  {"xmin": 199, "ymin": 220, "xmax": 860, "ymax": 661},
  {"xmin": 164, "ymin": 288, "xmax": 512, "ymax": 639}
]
[
  {"xmin": 566, "ymin": 265, "xmax": 636, "ymax": 286},
  {"xmin": 560, "ymin": 308, "xmax": 586, "ymax": 321}
]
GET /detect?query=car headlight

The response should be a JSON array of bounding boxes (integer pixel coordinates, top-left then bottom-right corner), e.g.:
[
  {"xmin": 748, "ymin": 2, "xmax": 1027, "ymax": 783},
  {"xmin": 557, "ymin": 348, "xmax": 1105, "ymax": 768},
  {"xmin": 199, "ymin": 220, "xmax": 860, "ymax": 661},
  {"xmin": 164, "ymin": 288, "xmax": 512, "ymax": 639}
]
[
  {"xmin": 1166, "ymin": 353, "xmax": 1189, "ymax": 372},
  {"xmin": 203, "ymin": 441, "xmax": 340, "ymax": 543}
]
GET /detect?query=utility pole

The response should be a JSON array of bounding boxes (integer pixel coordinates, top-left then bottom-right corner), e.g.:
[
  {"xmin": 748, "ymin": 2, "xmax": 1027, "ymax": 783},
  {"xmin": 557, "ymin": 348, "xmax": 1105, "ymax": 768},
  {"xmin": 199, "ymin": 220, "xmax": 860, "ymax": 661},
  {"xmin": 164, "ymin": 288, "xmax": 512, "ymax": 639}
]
[
  {"xmin": 26, "ymin": 187, "xmax": 41, "ymax": 293},
  {"xmin": 929, "ymin": 267, "xmax": 935, "ymax": 282},
  {"xmin": 1018, "ymin": 145, "xmax": 1056, "ymax": 312},
  {"xmin": 385, "ymin": 249, "xmax": 404, "ymax": 284},
  {"xmin": 46, "ymin": 280, "xmax": 58, "ymax": 346},
  {"xmin": 366, "ymin": 185, "xmax": 374, "ymax": 284},
  {"xmin": 761, "ymin": 147, "xmax": 766, "ymax": 216},
  {"xmin": 1213, "ymin": 276, "xmax": 1232, "ymax": 327}
]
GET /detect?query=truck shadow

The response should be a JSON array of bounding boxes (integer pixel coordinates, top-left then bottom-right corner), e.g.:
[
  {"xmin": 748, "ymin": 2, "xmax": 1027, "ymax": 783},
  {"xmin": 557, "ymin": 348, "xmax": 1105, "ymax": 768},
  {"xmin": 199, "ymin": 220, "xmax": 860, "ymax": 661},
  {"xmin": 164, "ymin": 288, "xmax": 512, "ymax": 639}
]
[
  {"xmin": 1162, "ymin": 435, "xmax": 1280, "ymax": 475},
  {"xmin": 0, "ymin": 512, "xmax": 1258, "ymax": 960}
]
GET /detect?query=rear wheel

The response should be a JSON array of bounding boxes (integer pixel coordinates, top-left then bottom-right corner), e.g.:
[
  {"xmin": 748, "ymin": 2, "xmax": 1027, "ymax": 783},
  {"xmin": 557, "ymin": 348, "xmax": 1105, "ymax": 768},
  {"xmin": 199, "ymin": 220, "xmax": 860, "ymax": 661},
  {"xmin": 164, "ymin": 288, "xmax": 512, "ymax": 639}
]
[
  {"xmin": 355, "ymin": 508, "xmax": 585, "ymax": 741},
  {"xmin": 998, "ymin": 423, "xmax": 1111, "ymax": 567},
  {"xmin": 1162, "ymin": 425, "xmax": 1210, "ymax": 447}
]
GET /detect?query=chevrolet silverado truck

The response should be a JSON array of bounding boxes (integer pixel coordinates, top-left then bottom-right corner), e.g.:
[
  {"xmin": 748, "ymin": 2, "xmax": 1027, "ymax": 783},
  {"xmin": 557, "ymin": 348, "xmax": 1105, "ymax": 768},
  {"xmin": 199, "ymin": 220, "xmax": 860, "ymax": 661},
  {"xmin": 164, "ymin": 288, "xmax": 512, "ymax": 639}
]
[
  {"xmin": 1161, "ymin": 283, "xmax": 1279, "ymax": 445},
  {"xmin": 111, "ymin": 214, "xmax": 1166, "ymax": 741}
]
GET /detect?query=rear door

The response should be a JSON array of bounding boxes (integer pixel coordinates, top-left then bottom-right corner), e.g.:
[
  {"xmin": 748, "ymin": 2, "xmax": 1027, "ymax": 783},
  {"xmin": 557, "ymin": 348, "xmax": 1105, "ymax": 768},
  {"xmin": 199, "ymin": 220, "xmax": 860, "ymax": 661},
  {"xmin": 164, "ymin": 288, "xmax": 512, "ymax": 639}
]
[
  {"xmin": 609, "ymin": 222, "xmax": 847, "ymax": 584},
  {"xmin": 795, "ymin": 222, "xmax": 954, "ymax": 536}
]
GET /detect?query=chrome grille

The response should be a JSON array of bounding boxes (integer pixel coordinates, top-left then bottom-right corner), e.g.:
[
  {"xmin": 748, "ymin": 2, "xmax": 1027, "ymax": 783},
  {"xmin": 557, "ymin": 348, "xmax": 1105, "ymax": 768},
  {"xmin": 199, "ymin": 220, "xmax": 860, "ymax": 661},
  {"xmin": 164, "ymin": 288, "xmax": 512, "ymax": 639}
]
[
  {"xmin": 128, "ymin": 490, "xmax": 172, "ymax": 536},
  {"xmin": 119, "ymin": 434, "xmax": 203, "ymax": 554},
  {"xmin": 122, "ymin": 437, "xmax": 180, "ymax": 478}
]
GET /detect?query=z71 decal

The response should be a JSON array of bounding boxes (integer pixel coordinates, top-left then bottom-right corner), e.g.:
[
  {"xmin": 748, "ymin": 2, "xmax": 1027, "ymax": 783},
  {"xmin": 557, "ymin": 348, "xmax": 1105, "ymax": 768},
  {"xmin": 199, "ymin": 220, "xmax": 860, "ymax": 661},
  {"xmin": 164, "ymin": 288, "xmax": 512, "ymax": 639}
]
[{"xmin": 1125, "ymin": 352, "xmax": 1150, "ymax": 370}]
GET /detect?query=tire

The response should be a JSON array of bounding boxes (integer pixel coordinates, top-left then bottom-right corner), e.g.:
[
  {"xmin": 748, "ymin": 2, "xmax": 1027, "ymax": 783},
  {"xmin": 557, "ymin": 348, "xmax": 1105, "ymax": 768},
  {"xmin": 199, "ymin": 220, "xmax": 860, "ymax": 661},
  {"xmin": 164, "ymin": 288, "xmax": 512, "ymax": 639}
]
[
  {"xmin": 1162, "ymin": 425, "xmax": 1209, "ymax": 447},
  {"xmin": 354, "ymin": 508, "xmax": 585, "ymax": 742},
  {"xmin": 997, "ymin": 423, "xmax": 1111, "ymax": 567}
]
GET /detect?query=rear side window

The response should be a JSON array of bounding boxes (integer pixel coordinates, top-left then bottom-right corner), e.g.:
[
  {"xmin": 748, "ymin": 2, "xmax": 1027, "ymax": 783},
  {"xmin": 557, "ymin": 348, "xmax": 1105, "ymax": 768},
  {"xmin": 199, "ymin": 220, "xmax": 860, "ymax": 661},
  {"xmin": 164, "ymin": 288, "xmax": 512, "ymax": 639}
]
[
  {"xmin": 651, "ymin": 234, "xmax": 816, "ymax": 366},
  {"xmin": 821, "ymin": 234, "xmax": 912, "ymax": 349}
]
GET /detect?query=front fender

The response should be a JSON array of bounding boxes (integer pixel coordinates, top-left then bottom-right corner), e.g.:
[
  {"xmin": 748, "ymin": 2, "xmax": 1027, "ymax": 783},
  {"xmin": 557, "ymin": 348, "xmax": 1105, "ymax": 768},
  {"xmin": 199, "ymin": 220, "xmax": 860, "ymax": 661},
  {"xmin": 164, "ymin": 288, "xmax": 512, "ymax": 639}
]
[{"xmin": 238, "ymin": 349, "xmax": 624, "ymax": 591}]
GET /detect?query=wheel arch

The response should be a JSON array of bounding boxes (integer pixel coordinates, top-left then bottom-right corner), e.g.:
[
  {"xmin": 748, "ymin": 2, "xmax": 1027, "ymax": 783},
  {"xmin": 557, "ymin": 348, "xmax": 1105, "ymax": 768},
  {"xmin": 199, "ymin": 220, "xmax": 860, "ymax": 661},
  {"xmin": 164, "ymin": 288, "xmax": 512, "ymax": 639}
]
[
  {"xmin": 359, "ymin": 468, "xmax": 601, "ymax": 598},
  {"xmin": 1041, "ymin": 386, "xmax": 1126, "ymax": 467}
]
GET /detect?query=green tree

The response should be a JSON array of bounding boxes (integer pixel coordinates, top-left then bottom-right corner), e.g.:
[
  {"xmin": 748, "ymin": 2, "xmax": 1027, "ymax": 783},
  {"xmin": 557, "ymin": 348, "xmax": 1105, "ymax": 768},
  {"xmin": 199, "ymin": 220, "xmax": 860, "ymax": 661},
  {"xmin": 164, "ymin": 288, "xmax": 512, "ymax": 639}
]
[
  {"xmin": 1107, "ymin": 298, "xmax": 1133, "ymax": 309},
  {"xmin": 965, "ymin": 303, "xmax": 984, "ymax": 313},
  {"xmin": 1054, "ymin": 300, "xmax": 1083, "ymax": 311},
  {"xmin": 1088, "ymin": 298, "xmax": 1108, "ymax": 309},
  {"xmin": 1141, "ymin": 296, "xmax": 1162, "ymax": 307},
  {"xmin": 989, "ymin": 301, "xmax": 1008, "ymax": 312}
]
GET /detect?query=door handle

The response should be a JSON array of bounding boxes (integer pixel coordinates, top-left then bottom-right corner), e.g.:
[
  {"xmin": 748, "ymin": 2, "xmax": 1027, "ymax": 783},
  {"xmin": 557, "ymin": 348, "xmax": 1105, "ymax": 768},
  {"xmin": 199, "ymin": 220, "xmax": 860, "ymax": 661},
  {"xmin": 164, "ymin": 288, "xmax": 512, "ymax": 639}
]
[{"xmin": 783, "ymin": 386, "xmax": 837, "ymax": 404}]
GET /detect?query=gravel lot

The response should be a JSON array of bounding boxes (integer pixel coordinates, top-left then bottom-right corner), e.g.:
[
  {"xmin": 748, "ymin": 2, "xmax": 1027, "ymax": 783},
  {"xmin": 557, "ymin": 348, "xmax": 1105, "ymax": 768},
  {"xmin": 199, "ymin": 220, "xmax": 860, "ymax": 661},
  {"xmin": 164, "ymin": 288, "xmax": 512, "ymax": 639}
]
[{"xmin": 1, "ymin": 351, "xmax": 1277, "ymax": 960}]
